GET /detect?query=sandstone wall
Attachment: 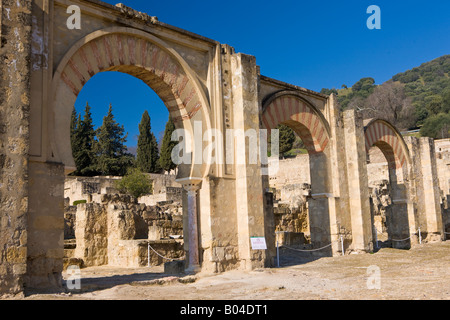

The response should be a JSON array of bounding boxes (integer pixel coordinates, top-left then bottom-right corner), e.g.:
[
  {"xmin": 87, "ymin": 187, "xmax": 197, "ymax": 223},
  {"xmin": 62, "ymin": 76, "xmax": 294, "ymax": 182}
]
[
  {"xmin": 66, "ymin": 193, "xmax": 184, "ymax": 268},
  {"xmin": 0, "ymin": 0, "xmax": 32, "ymax": 297}
]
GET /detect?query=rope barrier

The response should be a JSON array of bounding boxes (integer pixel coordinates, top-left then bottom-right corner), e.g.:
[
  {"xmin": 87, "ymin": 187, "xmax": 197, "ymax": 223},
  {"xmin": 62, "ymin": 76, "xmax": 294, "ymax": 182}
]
[
  {"xmin": 147, "ymin": 242, "xmax": 185, "ymax": 267},
  {"xmin": 391, "ymin": 236, "xmax": 412, "ymax": 242},
  {"xmin": 276, "ymin": 236, "xmax": 343, "ymax": 267},
  {"xmin": 282, "ymin": 242, "xmax": 334, "ymax": 252},
  {"xmin": 374, "ymin": 227, "xmax": 423, "ymax": 243}
]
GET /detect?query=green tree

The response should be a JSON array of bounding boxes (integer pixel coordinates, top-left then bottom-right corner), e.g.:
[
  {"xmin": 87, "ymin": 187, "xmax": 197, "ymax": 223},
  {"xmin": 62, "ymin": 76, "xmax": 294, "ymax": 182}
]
[
  {"xmin": 442, "ymin": 88, "xmax": 450, "ymax": 114},
  {"xmin": 159, "ymin": 116, "xmax": 177, "ymax": 173},
  {"xmin": 420, "ymin": 113, "xmax": 450, "ymax": 139},
  {"xmin": 278, "ymin": 124, "xmax": 295, "ymax": 157},
  {"xmin": 115, "ymin": 168, "xmax": 152, "ymax": 199},
  {"xmin": 352, "ymin": 77, "xmax": 375, "ymax": 92},
  {"xmin": 71, "ymin": 103, "xmax": 96, "ymax": 176},
  {"xmin": 70, "ymin": 106, "xmax": 79, "ymax": 159},
  {"xmin": 150, "ymin": 131, "xmax": 160, "ymax": 173},
  {"xmin": 136, "ymin": 110, "xmax": 159, "ymax": 173},
  {"xmin": 425, "ymin": 95, "xmax": 444, "ymax": 116},
  {"xmin": 94, "ymin": 104, "xmax": 134, "ymax": 176}
]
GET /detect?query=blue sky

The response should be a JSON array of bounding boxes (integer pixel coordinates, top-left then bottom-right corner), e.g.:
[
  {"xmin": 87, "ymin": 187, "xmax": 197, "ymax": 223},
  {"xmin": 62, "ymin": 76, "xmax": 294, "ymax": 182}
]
[{"xmin": 75, "ymin": 0, "xmax": 450, "ymax": 146}]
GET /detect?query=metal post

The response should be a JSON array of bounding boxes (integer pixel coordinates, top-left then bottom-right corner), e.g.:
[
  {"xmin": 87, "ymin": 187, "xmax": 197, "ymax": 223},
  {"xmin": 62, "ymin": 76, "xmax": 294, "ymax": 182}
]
[
  {"xmin": 418, "ymin": 227, "xmax": 422, "ymax": 244},
  {"xmin": 148, "ymin": 241, "xmax": 150, "ymax": 267},
  {"xmin": 375, "ymin": 230, "xmax": 378, "ymax": 249},
  {"xmin": 340, "ymin": 235, "xmax": 345, "ymax": 256},
  {"xmin": 276, "ymin": 239, "xmax": 280, "ymax": 268}
]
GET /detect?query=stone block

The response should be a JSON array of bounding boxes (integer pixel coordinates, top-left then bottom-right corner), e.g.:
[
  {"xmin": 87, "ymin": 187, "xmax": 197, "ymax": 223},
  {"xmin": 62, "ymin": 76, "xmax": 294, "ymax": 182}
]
[{"xmin": 164, "ymin": 260, "xmax": 185, "ymax": 275}]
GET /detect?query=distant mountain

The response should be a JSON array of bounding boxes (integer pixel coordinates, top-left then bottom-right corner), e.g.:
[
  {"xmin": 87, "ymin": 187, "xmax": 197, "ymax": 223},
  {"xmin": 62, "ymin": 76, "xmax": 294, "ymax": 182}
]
[{"xmin": 126, "ymin": 146, "xmax": 137, "ymax": 156}]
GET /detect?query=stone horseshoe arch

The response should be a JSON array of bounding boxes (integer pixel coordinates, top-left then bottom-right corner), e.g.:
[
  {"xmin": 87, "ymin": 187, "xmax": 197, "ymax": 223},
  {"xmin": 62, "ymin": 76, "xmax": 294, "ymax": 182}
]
[
  {"xmin": 50, "ymin": 27, "xmax": 213, "ymax": 180},
  {"xmin": 262, "ymin": 91, "xmax": 331, "ymax": 154},
  {"xmin": 364, "ymin": 119, "xmax": 411, "ymax": 169}
]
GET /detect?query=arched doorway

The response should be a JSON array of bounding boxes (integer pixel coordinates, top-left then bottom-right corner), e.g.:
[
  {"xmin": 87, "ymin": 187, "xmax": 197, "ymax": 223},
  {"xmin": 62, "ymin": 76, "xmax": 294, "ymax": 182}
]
[
  {"xmin": 26, "ymin": 27, "xmax": 213, "ymax": 289},
  {"xmin": 262, "ymin": 91, "xmax": 333, "ymax": 254},
  {"xmin": 364, "ymin": 119, "xmax": 413, "ymax": 249},
  {"xmin": 51, "ymin": 27, "xmax": 212, "ymax": 180}
]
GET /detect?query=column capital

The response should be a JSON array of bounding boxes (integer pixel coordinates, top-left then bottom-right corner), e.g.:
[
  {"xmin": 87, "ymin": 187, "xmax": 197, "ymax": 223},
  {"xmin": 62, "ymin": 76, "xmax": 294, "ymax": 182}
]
[
  {"xmin": 182, "ymin": 183, "xmax": 200, "ymax": 196},
  {"xmin": 177, "ymin": 177, "xmax": 202, "ymax": 195}
]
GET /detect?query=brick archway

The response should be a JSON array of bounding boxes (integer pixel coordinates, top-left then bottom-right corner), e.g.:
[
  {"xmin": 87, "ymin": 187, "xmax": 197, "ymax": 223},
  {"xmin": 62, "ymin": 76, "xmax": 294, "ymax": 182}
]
[
  {"xmin": 262, "ymin": 91, "xmax": 330, "ymax": 154},
  {"xmin": 364, "ymin": 119, "xmax": 410, "ymax": 169},
  {"xmin": 364, "ymin": 119, "xmax": 412, "ymax": 248},
  {"xmin": 51, "ymin": 27, "xmax": 212, "ymax": 179},
  {"xmin": 262, "ymin": 91, "xmax": 333, "ymax": 252}
]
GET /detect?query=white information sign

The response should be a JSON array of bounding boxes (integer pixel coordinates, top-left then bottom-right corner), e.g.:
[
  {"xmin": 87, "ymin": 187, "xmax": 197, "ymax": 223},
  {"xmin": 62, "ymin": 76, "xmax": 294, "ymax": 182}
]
[{"xmin": 250, "ymin": 237, "xmax": 267, "ymax": 250}]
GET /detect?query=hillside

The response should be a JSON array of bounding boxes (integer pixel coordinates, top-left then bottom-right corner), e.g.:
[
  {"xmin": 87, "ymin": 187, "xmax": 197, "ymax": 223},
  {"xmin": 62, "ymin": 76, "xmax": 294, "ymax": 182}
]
[{"xmin": 321, "ymin": 55, "xmax": 450, "ymax": 138}]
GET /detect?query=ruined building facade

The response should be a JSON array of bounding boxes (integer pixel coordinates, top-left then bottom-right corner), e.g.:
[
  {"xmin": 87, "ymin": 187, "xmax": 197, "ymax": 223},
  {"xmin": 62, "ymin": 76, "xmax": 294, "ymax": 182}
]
[{"xmin": 0, "ymin": 0, "xmax": 446, "ymax": 296}]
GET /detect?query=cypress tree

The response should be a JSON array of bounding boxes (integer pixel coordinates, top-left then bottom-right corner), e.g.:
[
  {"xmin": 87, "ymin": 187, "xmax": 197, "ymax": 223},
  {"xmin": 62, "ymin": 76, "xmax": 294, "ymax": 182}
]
[
  {"xmin": 136, "ymin": 110, "xmax": 160, "ymax": 173},
  {"xmin": 150, "ymin": 131, "xmax": 161, "ymax": 173},
  {"xmin": 70, "ymin": 106, "xmax": 78, "ymax": 148},
  {"xmin": 159, "ymin": 116, "xmax": 177, "ymax": 173},
  {"xmin": 94, "ymin": 104, "xmax": 134, "ymax": 176}
]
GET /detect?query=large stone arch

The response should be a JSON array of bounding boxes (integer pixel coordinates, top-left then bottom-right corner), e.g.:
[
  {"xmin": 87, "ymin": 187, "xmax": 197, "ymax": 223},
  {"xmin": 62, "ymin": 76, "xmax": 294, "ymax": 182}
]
[
  {"xmin": 51, "ymin": 27, "xmax": 213, "ymax": 180},
  {"xmin": 262, "ymin": 90, "xmax": 333, "ymax": 251},
  {"xmin": 25, "ymin": 26, "xmax": 215, "ymax": 288},
  {"xmin": 364, "ymin": 119, "xmax": 413, "ymax": 248},
  {"xmin": 364, "ymin": 119, "xmax": 410, "ymax": 170},
  {"xmin": 262, "ymin": 91, "xmax": 330, "ymax": 154}
]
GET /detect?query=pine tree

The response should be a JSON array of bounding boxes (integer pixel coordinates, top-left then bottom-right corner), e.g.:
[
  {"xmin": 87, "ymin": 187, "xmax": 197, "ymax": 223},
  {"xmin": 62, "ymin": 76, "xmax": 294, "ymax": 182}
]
[
  {"xmin": 136, "ymin": 110, "xmax": 160, "ymax": 173},
  {"xmin": 159, "ymin": 116, "xmax": 177, "ymax": 173},
  {"xmin": 71, "ymin": 103, "xmax": 96, "ymax": 176},
  {"xmin": 94, "ymin": 104, "xmax": 134, "ymax": 176}
]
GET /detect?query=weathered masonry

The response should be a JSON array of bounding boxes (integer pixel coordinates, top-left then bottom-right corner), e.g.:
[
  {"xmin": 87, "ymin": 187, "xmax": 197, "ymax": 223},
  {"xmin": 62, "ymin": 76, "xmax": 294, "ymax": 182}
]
[{"xmin": 0, "ymin": 0, "xmax": 446, "ymax": 295}]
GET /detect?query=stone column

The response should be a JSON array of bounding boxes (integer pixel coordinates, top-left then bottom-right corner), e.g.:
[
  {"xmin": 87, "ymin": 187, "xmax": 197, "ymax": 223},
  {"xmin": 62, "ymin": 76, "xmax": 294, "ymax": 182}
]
[
  {"xmin": 419, "ymin": 138, "xmax": 444, "ymax": 240},
  {"xmin": 0, "ymin": 0, "xmax": 33, "ymax": 296},
  {"xmin": 405, "ymin": 136, "xmax": 444, "ymax": 242},
  {"xmin": 182, "ymin": 183, "xmax": 201, "ymax": 272},
  {"xmin": 230, "ymin": 52, "xmax": 273, "ymax": 270},
  {"xmin": 343, "ymin": 109, "xmax": 373, "ymax": 252}
]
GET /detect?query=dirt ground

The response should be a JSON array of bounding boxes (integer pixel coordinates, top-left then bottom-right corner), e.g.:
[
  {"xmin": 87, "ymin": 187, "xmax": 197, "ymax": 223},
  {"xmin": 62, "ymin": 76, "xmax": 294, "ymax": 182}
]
[{"xmin": 22, "ymin": 241, "xmax": 450, "ymax": 300}]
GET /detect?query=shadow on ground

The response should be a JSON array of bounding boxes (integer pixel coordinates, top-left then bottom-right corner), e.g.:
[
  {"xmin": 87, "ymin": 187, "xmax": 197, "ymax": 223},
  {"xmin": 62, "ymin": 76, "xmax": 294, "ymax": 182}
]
[
  {"xmin": 24, "ymin": 268, "xmax": 184, "ymax": 297},
  {"xmin": 276, "ymin": 246, "xmax": 326, "ymax": 267}
]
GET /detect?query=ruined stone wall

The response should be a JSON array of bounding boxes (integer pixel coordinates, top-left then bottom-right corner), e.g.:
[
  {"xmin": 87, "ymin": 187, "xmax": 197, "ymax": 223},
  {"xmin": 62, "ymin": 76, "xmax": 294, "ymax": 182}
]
[
  {"xmin": 66, "ymin": 192, "xmax": 183, "ymax": 268},
  {"xmin": 73, "ymin": 202, "xmax": 108, "ymax": 267},
  {"xmin": 434, "ymin": 139, "xmax": 450, "ymax": 234},
  {"xmin": 0, "ymin": 0, "xmax": 32, "ymax": 296},
  {"xmin": 64, "ymin": 176, "xmax": 121, "ymax": 205},
  {"xmin": 269, "ymin": 154, "xmax": 310, "ymax": 188}
]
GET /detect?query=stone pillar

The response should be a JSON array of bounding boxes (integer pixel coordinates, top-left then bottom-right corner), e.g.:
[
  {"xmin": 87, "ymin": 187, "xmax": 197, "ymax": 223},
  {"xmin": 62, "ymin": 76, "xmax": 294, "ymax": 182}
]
[
  {"xmin": 0, "ymin": 0, "xmax": 33, "ymax": 297},
  {"xmin": 182, "ymin": 182, "xmax": 201, "ymax": 272},
  {"xmin": 26, "ymin": 161, "xmax": 65, "ymax": 290},
  {"xmin": 343, "ymin": 110, "xmax": 373, "ymax": 252},
  {"xmin": 325, "ymin": 94, "xmax": 352, "ymax": 256},
  {"xmin": 419, "ymin": 138, "xmax": 444, "ymax": 240},
  {"xmin": 406, "ymin": 136, "xmax": 444, "ymax": 242},
  {"xmin": 230, "ymin": 52, "xmax": 273, "ymax": 270}
]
